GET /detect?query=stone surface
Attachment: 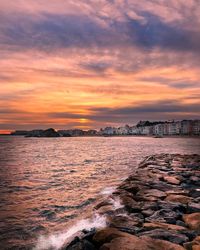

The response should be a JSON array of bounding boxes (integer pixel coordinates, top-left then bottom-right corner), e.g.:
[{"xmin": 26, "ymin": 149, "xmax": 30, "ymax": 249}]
[
  {"xmin": 143, "ymin": 222, "xmax": 186, "ymax": 231},
  {"xmin": 165, "ymin": 194, "xmax": 192, "ymax": 204},
  {"xmin": 183, "ymin": 213, "xmax": 200, "ymax": 231},
  {"xmin": 100, "ymin": 235, "xmax": 185, "ymax": 250},
  {"xmin": 163, "ymin": 176, "xmax": 181, "ymax": 185},
  {"xmin": 137, "ymin": 229, "xmax": 189, "ymax": 244},
  {"xmin": 93, "ymin": 228, "xmax": 132, "ymax": 245},
  {"xmin": 66, "ymin": 154, "xmax": 200, "ymax": 250}
]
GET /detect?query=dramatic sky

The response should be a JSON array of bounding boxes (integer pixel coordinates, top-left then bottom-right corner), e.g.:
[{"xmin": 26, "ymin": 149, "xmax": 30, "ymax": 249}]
[{"xmin": 0, "ymin": 0, "xmax": 200, "ymax": 132}]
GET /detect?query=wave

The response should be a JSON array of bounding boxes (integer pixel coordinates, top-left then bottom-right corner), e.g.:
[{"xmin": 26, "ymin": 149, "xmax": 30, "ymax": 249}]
[{"xmin": 33, "ymin": 213, "xmax": 106, "ymax": 250}]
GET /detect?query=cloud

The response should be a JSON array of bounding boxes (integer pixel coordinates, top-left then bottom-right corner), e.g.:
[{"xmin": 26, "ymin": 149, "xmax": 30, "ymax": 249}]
[{"xmin": 0, "ymin": 1, "xmax": 200, "ymax": 131}]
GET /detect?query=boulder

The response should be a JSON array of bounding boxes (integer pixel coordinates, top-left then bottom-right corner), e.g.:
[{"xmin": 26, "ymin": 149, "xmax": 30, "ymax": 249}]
[
  {"xmin": 100, "ymin": 235, "xmax": 185, "ymax": 250},
  {"xmin": 187, "ymin": 203, "xmax": 200, "ymax": 213},
  {"xmin": 162, "ymin": 176, "xmax": 180, "ymax": 185},
  {"xmin": 145, "ymin": 209, "xmax": 180, "ymax": 224},
  {"xmin": 93, "ymin": 228, "xmax": 132, "ymax": 245},
  {"xmin": 120, "ymin": 196, "xmax": 142, "ymax": 213},
  {"xmin": 165, "ymin": 195, "xmax": 192, "ymax": 204},
  {"xmin": 137, "ymin": 228, "xmax": 189, "ymax": 244},
  {"xmin": 183, "ymin": 213, "xmax": 200, "ymax": 231},
  {"xmin": 143, "ymin": 222, "xmax": 186, "ymax": 231},
  {"xmin": 65, "ymin": 239, "xmax": 96, "ymax": 250},
  {"xmin": 137, "ymin": 189, "xmax": 166, "ymax": 199},
  {"xmin": 108, "ymin": 214, "xmax": 143, "ymax": 232}
]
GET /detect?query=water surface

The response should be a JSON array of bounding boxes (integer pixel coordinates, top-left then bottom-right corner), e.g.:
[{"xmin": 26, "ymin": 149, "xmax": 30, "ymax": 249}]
[{"xmin": 0, "ymin": 136, "xmax": 199, "ymax": 249}]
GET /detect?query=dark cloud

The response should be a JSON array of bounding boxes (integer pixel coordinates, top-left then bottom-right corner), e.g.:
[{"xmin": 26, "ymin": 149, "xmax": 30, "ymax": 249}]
[
  {"xmin": 46, "ymin": 100, "xmax": 200, "ymax": 122},
  {"xmin": 126, "ymin": 12, "xmax": 199, "ymax": 51},
  {"xmin": 139, "ymin": 77, "xmax": 199, "ymax": 89},
  {"xmin": 1, "ymin": 10, "xmax": 200, "ymax": 53}
]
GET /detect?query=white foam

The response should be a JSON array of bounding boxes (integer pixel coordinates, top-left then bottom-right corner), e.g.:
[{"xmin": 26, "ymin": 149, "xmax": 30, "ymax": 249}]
[
  {"xmin": 33, "ymin": 214, "xmax": 106, "ymax": 250},
  {"xmin": 111, "ymin": 197, "xmax": 124, "ymax": 209},
  {"xmin": 100, "ymin": 186, "xmax": 115, "ymax": 195}
]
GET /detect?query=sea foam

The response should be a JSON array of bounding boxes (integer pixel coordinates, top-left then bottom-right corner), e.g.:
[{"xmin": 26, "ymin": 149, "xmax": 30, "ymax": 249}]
[{"xmin": 33, "ymin": 214, "xmax": 106, "ymax": 250}]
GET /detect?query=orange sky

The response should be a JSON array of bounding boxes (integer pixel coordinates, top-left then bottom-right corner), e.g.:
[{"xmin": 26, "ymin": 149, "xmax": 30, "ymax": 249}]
[{"xmin": 0, "ymin": 0, "xmax": 200, "ymax": 133}]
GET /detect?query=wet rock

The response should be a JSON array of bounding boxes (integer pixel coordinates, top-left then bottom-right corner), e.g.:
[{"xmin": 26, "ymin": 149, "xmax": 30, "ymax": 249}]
[
  {"xmin": 145, "ymin": 209, "xmax": 180, "ymax": 224},
  {"xmin": 165, "ymin": 194, "xmax": 192, "ymax": 204},
  {"xmin": 137, "ymin": 189, "xmax": 166, "ymax": 199},
  {"xmin": 184, "ymin": 236, "xmax": 200, "ymax": 250},
  {"xmin": 93, "ymin": 228, "xmax": 132, "ymax": 245},
  {"xmin": 187, "ymin": 203, "xmax": 200, "ymax": 213},
  {"xmin": 100, "ymin": 235, "xmax": 185, "ymax": 250},
  {"xmin": 162, "ymin": 176, "xmax": 181, "ymax": 185},
  {"xmin": 65, "ymin": 239, "xmax": 96, "ymax": 250},
  {"xmin": 94, "ymin": 200, "xmax": 113, "ymax": 210},
  {"xmin": 189, "ymin": 189, "xmax": 200, "ymax": 199},
  {"xmin": 142, "ymin": 209, "xmax": 155, "ymax": 217},
  {"xmin": 120, "ymin": 196, "xmax": 142, "ymax": 213},
  {"xmin": 143, "ymin": 222, "xmax": 186, "ymax": 231},
  {"xmin": 118, "ymin": 183, "xmax": 139, "ymax": 194},
  {"xmin": 108, "ymin": 214, "xmax": 143, "ymax": 233},
  {"xmin": 183, "ymin": 213, "xmax": 200, "ymax": 231},
  {"xmin": 137, "ymin": 228, "xmax": 189, "ymax": 244}
]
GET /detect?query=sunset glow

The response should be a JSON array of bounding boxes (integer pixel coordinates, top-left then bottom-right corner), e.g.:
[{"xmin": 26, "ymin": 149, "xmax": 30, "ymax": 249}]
[{"xmin": 0, "ymin": 0, "xmax": 200, "ymax": 133}]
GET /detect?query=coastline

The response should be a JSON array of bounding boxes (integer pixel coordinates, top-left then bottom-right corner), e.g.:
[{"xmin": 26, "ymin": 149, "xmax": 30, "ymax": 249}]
[{"xmin": 63, "ymin": 154, "xmax": 200, "ymax": 250}]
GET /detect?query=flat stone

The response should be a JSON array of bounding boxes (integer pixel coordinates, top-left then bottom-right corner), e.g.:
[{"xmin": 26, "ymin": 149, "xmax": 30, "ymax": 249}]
[
  {"xmin": 65, "ymin": 239, "xmax": 96, "ymax": 250},
  {"xmin": 183, "ymin": 213, "xmax": 200, "ymax": 231},
  {"xmin": 120, "ymin": 196, "xmax": 142, "ymax": 212},
  {"xmin": 100, "ymin": 235, "xmax": 185, "ymax": 250},
  {"xmin": 93, "ymin": 228, "xmax": 132, "ymax": 245},
  {"xmin": 95, "ymin": 200, "xmax": 113, "ymax": 210},
  {"xmin": 163, "ymin": 176, "xmax": 181, "ymax": 185},
  {"xmin": 187, "ymin": 203, "xmax": 200, "ymax": 213},
  {"xmin": 143, "ymin": 222, "xmax": 186, "ymax": 231},
  {"xmin": 137, "ymin": 189, "xmax": 166, "ymax": 199},
  {"xmin": 145, "ymin": 209, "xmax": 180, "ymax": 224},
  {"xmin": 165, "ymin": 194, "xmax": 192, "ymax": 204},
  {"xmin": 109, "ymin": 214, "xmax": 142, "ymax": 229},
  {"xmin": 137, "ymin": 228, "xmax": 189, "ymax": 244}
]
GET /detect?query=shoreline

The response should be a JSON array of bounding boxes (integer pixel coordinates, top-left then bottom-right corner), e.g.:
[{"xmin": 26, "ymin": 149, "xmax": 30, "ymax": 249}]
[
  {"xmin": 1, "ymin": 134, "xmax": 200, "ymax": 138},
  {"xmin": 63, "ymin": 154, "xmax": 200, "ymax": 250}
]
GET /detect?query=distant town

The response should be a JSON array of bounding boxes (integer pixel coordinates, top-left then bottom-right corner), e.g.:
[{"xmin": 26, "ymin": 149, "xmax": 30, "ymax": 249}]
[{"xmin": 10, "ymin": 119, "xmax": 200, "ymax": 137}]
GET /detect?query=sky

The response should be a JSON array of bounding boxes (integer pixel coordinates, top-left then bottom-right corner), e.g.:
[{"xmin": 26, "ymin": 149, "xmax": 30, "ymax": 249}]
[{"xmin": 0, "ymin": 0, "xmax": 200, "ymax": 133}]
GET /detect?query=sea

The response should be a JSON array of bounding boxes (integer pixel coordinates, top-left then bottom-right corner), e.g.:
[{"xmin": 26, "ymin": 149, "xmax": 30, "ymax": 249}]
[{"xmin": 0, "ymin": 136, "xmax": 199, "ymax": 249}]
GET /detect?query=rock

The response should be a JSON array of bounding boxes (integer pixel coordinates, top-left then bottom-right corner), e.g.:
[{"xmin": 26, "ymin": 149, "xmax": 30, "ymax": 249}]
[
  {"xmin": 193, "ymin": 246, "xmax": 200, "ymax": 250},
  {"xmin": 110, "ymin": 215, "xmax": 143, "ymax": 228},
  {"xmin": 187, "ymin": 203, "xmax": 200, "ymax": 213},
  {"xmin": 108, "ymin": 214, "xmax": 143, "ymax": 232},
  {"xmin": 143, "ymin": 222, "xmax": 186, "ymax": 231},
  {"xmin": 97, "ymin": 205, "xmax": 116, "ymax": 215},
  {"xmin": 162, "ymin": 176, "xmax": 181, "ymax": 185},
  {"xmin": 184, "ymin": 236, "xmax": 200, "ymax": 250},
  {"xmin": 137, "ymin": 228, "xmax": 189, "ymax": 244},
  {"xmin": 189, "ymin": 189, "xmax": 200, "ymax": 199},
  {"xmin": 137, "ymin": 189, "xmax": 166, "ymax": 199},
  {"xmin": 100, "ymin": 235, "xmax": 185, "ymax": 250},
  {"xmin": 120, "ymin": 196, "xmax": 142, "ymax": 212},
  {"xmin": 95, "ymin": 200, "xmax": 113, "ymax": 210},
  {"xmin": 183, "ymin": 213, "xmax": 200, "ymax": 231},
  {"xmin": 142, "ymin": 209, "xmax": 155, "ymax": 217},
  {"xmin": 93, "ymin": 228, "xmax": 132, "ymax": 245},
  {"xmin": 165, "ymin": 194, "xmax": 192, "ymax": 204},
  {"xmin": 118, "ymin": 183, "xmax": 139, "ymax": 194},
  {"xmin": 145, "ymin": 209, "xmax": 180, "ymax": 224},
  {"xmin": 65, "ymin": 239, "xmax": 96, "ymax": 250}
]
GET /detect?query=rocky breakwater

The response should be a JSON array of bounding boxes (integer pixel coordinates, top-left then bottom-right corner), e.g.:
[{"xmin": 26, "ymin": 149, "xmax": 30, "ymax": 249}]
[{"xmin": 64, "ymin": 154, "xmax": 200, "ymax": 250}]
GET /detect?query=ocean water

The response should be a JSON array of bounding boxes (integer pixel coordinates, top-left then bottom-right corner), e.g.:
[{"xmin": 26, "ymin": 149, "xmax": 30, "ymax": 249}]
[{"xmin": 0, "ymin": 136, "xmax": 199, "ymax": 249}]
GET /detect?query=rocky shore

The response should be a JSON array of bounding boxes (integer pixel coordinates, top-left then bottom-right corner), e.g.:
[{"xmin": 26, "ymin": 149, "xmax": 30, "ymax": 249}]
[{"xmin": 64, "ymin": 154, "xmax": 200, "ymax": 250}]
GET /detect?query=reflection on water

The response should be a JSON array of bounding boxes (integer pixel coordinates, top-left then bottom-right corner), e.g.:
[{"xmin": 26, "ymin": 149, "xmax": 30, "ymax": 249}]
[{"xmin": 0, "ymin": 136, "xmax": 199, "ymax": 249}]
